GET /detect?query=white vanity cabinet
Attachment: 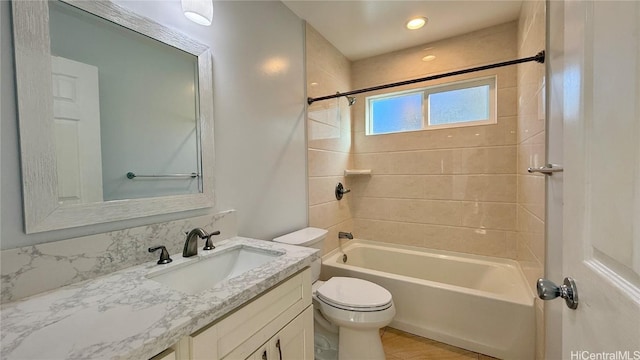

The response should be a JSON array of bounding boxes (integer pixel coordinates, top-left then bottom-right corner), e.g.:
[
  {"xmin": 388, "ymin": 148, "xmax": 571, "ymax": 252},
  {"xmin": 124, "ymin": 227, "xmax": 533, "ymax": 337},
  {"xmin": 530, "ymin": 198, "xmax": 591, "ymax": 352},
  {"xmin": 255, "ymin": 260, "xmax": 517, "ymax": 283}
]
[
  {"xmin": 190, "ymin": 269, "xmax": 313, "ymax": 360},
  {"xmin": 150, "ymin": 337, "xmax": 191, "ymax": 360},
  {"xmin": 246, "ymin": 307, "xmax": 313, "ymax": 360},
  {"xmin": 150, "ymin": 349, "xmax": 177, "ymax": 360}
]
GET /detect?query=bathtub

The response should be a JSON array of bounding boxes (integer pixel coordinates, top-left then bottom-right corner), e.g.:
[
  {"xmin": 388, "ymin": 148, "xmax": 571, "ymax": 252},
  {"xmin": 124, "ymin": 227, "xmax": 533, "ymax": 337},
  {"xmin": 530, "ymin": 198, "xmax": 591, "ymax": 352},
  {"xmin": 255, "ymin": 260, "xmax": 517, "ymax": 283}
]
[{"xmin": 321, "ymin": 240, "xmax": 535, "ymax": 360}]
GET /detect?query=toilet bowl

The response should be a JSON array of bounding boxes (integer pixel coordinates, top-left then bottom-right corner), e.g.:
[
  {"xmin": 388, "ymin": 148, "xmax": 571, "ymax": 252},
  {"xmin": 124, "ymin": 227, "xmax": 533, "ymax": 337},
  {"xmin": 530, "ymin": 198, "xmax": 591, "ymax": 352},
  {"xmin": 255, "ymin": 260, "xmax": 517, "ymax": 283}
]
[
  {"xmin": 314, "ymin": 277, "xmax": 395, "ymax": 360},
  {"xmin": 274, "ymin": 228, "xmax": 395, "ymax": 360}
]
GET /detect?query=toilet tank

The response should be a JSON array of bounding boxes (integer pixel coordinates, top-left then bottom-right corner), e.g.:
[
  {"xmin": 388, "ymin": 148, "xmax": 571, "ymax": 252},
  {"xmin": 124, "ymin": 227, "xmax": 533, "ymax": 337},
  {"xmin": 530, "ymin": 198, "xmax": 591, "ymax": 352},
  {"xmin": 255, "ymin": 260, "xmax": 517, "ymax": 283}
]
[{"xmin": 273, "ymin": 227, "xmax": 327, "ymax": 282}]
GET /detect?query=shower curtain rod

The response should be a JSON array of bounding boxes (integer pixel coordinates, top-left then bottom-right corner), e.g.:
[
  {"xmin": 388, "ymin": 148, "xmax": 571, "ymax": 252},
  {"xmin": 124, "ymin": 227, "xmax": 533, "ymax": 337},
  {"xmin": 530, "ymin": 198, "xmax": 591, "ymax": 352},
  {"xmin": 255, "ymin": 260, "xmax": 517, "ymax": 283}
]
[{"xmin": 307, "ymin": 50, "xmax": 545, "ymax": 105}]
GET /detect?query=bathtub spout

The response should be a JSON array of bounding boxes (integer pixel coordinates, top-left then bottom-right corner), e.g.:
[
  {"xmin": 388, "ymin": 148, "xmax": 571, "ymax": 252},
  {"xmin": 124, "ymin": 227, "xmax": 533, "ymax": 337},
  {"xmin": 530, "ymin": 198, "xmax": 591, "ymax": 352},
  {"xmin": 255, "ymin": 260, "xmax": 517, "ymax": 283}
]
[{"xmin": 338, "ymin": 232, "xmax": 353, "ymax": 239}]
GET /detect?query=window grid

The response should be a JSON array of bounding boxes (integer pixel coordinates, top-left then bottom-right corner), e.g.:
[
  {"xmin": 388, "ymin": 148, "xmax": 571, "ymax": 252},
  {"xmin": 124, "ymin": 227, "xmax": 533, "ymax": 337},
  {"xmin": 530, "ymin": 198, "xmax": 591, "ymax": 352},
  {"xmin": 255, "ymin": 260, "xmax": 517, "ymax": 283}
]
[{"xmin": 366, "ymin": 76, "xmax": 497, "ymax": 135}]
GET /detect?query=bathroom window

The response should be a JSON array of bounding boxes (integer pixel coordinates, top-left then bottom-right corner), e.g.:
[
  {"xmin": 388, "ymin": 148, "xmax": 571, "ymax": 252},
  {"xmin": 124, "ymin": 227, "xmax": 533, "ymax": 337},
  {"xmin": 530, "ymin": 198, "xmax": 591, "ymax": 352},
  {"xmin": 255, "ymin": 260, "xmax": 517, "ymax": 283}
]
[{"xmin": 366, "ymin": 76, "xmax": 497, "ymax": 135}]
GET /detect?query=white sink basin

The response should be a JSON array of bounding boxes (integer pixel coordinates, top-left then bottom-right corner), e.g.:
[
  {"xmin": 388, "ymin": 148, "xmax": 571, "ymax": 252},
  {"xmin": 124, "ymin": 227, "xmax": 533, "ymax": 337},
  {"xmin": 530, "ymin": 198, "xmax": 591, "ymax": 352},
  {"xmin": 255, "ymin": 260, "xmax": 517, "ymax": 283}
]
[{"xmin": 147, "ymin": 245, "xmax": 284, "ymax": 294}]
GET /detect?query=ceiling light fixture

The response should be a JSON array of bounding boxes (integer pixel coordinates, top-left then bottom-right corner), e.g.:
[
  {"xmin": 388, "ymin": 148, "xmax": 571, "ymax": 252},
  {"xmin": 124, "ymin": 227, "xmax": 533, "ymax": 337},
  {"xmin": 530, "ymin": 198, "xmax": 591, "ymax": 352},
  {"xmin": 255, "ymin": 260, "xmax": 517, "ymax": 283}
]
[
  {"xmin": 422, "ymin": 55, "xmax": 436, "ymax": 62},
  {"xmin": 181, "ymin": 0, "xmax": 213, "ymax": 26},
  {"xmin": 406, "ymin": 17, "xmax": 428, "ymax": 30}
]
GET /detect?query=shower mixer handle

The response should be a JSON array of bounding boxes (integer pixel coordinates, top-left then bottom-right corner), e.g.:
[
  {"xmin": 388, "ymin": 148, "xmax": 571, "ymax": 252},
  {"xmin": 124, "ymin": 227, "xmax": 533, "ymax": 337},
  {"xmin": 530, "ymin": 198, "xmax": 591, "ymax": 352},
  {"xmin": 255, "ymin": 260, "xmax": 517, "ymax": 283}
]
[{"xmin": 335, "ymin": 182, "xmax": 350, "ymax": 200}]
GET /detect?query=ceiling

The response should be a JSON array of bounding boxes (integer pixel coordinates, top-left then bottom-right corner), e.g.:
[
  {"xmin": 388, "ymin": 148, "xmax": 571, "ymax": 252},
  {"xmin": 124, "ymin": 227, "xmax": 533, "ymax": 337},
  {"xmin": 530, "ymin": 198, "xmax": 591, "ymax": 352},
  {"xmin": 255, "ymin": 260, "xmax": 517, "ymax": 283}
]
[{"xmin": 281, "ymin": 1, "xmax": 524, "ymax": 61}]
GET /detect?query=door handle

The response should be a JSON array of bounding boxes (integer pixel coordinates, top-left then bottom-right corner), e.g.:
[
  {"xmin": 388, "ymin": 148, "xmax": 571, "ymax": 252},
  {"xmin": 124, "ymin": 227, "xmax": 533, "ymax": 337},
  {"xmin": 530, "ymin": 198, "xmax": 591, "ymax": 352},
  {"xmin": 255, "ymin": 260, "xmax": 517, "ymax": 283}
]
[
  {"xmin": 276, "ymin": 339, "xmax": 282, "ymax": 360},
  {"xmin": 537, "ymin": 277, "xmax": 579, "ymax": 309},
  {"xmin": 528, "ymin": 163, "xmax": 563, "ymax": 175}
]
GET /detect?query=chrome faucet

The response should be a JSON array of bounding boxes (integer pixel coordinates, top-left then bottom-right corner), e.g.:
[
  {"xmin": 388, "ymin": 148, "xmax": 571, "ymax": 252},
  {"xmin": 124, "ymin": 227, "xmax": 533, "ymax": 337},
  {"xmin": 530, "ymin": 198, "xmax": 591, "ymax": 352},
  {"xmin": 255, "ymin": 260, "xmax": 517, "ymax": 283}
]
[
  {"xmin": 183, "ymin": 228, "xmax": 209, "ymax": 257},
  {"xmin": 338, "ymin": 231, "xmax": 353, "ymax": 239}
]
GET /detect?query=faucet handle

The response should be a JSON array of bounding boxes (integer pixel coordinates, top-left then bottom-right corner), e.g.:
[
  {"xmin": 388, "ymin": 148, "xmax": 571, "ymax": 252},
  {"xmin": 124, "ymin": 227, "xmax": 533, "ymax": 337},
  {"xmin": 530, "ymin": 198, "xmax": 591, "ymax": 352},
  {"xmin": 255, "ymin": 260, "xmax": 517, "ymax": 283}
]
[
  {"xmin": 203, "ymin": 230, "xmax": 221, "ymax": 251},
  {"xmin": 148, "ymin": 246, "xmax": 173, "ymax": 265}
]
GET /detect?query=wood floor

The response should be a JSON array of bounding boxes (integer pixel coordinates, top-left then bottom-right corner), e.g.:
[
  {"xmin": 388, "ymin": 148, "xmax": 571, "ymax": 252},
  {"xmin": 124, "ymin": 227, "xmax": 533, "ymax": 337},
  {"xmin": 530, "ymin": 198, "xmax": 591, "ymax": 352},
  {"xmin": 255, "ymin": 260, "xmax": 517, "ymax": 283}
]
[{"xmin": 381, "ymin": 327, "xmax": 499, "ymax": 360}]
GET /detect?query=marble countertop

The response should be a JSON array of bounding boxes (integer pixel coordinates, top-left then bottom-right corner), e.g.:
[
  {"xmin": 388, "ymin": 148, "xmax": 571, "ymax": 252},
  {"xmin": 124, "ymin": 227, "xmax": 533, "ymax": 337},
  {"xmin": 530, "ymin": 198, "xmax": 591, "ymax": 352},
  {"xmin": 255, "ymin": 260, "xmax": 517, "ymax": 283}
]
[{"xmin": 0, "ymin": 237, "xmax": 318, "ymax": 360}]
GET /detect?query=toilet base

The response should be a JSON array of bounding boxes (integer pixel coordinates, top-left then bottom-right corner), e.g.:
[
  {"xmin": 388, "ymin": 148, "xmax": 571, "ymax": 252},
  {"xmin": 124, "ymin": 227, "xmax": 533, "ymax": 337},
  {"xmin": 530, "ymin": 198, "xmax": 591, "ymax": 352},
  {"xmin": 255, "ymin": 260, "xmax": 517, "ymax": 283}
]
[
  {"xmin": 338, "ymin": 327, "xmax": 385, "ymax": 360},
  {"xmin": 314, "ymin": 316, "xmax": 338, "ymax": 360}
]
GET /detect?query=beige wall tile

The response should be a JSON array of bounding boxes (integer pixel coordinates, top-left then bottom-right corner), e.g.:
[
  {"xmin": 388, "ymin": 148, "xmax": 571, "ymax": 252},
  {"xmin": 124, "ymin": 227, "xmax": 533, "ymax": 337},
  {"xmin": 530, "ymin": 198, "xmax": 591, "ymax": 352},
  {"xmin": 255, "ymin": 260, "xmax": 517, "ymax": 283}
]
[
  {"xmin": 517, "ymin": 130, "xmax": 546, "ymax": 174},
  {"xmin": 517, "ymin": 2, "xmax": 546, "ymax": 356},
  {"xmin": 351, "ymin": 197, "xmax": 389, "ymax": 220},
  {"xmin": 308, "ymin": 149, "xmax": 351, "ymax": 177},
  {"xmin": 488, "ymin": 117, "xmax": 518, "ymax": 146},
  {"xmin": 461, "ymin": 202, "xmax": 517, "ymax": 231},
  {"xmin": 352, "ymin": 22, "xmax": 517, "ymax": 89},
  {"xmin": 453, "ymin": 175, "xmax": 517, "ymax": 202},
  {"xmin": 497, "ymin": 87, "xmax": 518, "ymax": 117},
  {"xmin": 517, "ymin": 235, "xmax": 543, "ymax": 293},
  {"xmin": 309, "ymin": 127, "xmax": 352, "ymax": 153},
  {"xmin": 306, "ymin": 24, "xmax": 354, "ymax": 245},
  {"xmin": 423, "ymin": 175, "xmax": 455, "ymax": 200},
  {"xmin": 306, "ymin": 24, "xmax": 350, "ymax": 79},
  {"xmin": 421, "ymin": 224, "xmax": 465, "ymax": 251},
  {"xmin": 309, "ymin": 176, "xmax": 345, "ymax": 206},
  {"xmin": 518, "ymin": 205, "xmax": 545, "ymax": 264},
  {"xmin": 517, "ymin": 173, "xmax": 545, "ymax": 219},
  {"xmin": 454, "ymin": 146, "xmax": 517, "ymax": 174},
  {"xmin": 464, "ymin": 228, "xmax": 516, "ymax": 258},
  {"xmin": 383, "ymin": 221, "xmax": 428, "ymax": 248},
  {"xmin": 353, "ymin": 152, "xmax": 392, "ymax": 174},
  {"xmin": 353, "ymin": 219, "xmax": 397, "ymax": 243},
  {"xmin": 420, "ymin": 225, "xmax": 516, "ymax": 258},
  {"xmin": 309, "ymin": 199, "xmax": 352, "ymax": 229},
  {"xmin": 349, "ymin": 175, "xmax": 426, "ymax": 199},
  {"xmin": 389, "ymin": 150, "xmax": 456, "ymax": 175},
  {"xmin": 386, "ymin": 199, "xmax": 462, "ymax": 226}
]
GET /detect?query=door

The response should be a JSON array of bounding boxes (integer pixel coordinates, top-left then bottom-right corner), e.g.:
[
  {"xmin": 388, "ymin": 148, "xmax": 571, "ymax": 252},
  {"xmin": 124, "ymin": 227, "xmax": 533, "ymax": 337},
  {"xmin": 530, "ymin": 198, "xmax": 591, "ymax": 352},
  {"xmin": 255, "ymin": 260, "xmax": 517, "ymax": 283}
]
[
  {"xmin": 269, "ymin": 306, "xmax": 313, "ymax": 360},
  {"xmin": 51, "ymin": 56, "xmax": 103, "ymax": 205},
  {"xmin": 560, "ymin": 0, "xmax": 640, "ymax": 356}
]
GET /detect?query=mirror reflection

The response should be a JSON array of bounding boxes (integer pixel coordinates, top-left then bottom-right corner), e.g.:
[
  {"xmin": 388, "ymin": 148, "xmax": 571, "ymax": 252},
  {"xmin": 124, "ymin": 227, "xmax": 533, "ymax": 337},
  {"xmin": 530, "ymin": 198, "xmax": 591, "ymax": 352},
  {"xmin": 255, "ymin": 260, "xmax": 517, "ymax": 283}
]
[{"xmin": 48, "ymin": 1, "xmax": 201, "ymax": 204}]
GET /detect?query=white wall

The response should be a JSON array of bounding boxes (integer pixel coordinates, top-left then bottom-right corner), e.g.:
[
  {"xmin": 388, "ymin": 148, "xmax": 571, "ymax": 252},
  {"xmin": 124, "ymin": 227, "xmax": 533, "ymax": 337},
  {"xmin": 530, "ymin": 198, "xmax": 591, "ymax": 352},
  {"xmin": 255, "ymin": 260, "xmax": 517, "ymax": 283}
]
[{"xmin": 0, "ymin": 0, "xmax": 308, "ymax": 250}]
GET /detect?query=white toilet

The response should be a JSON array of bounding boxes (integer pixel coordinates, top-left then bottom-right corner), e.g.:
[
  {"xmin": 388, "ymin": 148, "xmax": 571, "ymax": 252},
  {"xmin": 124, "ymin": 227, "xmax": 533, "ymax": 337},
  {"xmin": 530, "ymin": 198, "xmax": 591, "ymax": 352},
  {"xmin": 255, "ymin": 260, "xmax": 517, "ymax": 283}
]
[{"xmin": 274, "ymin": 227, "xmax": 395, "ymax": 360}]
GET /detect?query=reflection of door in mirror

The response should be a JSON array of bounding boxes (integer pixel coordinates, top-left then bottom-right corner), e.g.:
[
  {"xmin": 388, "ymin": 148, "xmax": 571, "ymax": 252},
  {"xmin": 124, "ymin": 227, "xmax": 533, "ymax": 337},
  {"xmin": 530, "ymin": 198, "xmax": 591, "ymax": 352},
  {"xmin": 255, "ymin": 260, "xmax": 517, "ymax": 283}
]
[
  {"xmin": 48, "ymin": 0, "xmax": 201, "ymax": 202},
  {"xmin": 52, "ymin": 56, "xmax": 103, "ymax": 205}
]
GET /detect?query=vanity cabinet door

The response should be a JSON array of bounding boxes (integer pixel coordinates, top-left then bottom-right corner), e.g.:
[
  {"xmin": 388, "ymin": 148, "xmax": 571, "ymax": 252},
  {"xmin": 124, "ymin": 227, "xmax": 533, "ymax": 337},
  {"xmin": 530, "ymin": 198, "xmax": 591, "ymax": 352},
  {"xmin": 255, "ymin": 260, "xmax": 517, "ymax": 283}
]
[
  {"xmin": 191, "ymin": 269, "xmax": 311, "ymax": 360},
  {"xmin": 247, "ymin": 345, "xmax": 269, "ymax": 360},
  {"xmin": 149, "ymin": 349, "xmax": 177, "ymax": 360},
  {"xmin": 244, "ymin": 306, "xmax": 313, "ymax": 360},
  {"xmin": 269, "ymin": 306, "xmax": 313, "ymax": 360},
  {"xmin": 150, "ymin": 337, "xmax": 190, "ymax": 360}
]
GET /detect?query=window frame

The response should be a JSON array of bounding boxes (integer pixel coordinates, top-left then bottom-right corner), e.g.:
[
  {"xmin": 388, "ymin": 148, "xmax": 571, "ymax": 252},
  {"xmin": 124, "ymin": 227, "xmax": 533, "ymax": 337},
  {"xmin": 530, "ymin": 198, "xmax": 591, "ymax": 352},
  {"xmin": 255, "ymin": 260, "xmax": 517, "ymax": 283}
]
[{"xmin": 365, "ymin": 75, "xmax": 497, "ymax": 135}]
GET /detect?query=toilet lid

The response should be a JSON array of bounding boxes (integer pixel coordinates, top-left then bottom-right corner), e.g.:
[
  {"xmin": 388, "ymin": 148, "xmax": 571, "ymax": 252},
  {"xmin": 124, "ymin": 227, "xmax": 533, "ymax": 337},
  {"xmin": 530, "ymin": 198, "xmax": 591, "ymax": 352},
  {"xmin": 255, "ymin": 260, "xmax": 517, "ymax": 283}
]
[{"xmin": 316, "ymin": 277, "xmax": 392, "ymax": 310}]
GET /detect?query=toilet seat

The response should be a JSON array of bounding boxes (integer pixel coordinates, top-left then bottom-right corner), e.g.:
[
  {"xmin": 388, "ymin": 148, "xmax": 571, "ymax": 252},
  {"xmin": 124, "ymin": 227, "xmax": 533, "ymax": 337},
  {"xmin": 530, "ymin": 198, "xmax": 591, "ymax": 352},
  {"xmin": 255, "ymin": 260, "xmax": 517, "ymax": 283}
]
[{"xmin": 316, "ymin": 277, "xmax": 393, "ymax": 312}]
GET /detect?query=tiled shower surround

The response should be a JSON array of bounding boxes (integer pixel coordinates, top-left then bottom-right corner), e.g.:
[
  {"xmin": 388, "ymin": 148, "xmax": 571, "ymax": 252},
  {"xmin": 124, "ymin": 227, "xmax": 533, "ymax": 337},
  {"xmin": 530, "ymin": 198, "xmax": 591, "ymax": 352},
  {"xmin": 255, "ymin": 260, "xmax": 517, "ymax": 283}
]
[
  {"xmin": 349, "ymin": 21, "xmax": 519, "ymax": 258},
  {"xmin": 308, "ymin": 21, "xmax": 524, "ymax": 258},
  {"xmin": 517, "ymin": 0, "xmax": 547, "ymax": 359},
  {"xmin": 306, "ymin": 8, "xmax": 546, "ymax": 357}
]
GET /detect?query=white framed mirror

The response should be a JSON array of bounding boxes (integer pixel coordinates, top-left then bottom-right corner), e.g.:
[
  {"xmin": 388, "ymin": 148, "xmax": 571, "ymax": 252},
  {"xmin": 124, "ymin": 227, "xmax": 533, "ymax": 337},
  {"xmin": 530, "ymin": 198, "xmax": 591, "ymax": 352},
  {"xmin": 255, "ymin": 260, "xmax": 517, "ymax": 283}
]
[{"xmin": 12, "ymin": 0, "xmax": 214, "ymax": 233}]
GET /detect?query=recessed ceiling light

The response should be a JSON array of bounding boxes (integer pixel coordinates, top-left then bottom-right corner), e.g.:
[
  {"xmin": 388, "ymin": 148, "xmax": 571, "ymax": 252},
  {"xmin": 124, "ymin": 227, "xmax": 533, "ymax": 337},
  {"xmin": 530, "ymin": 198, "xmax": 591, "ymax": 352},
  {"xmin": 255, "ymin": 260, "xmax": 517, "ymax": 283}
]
[
  {"xmin": 422, "ymin": 55, "xmax": 436, "ymax": 62},
  {"xmin": 406, "ymin": 17, "xmax": 428, "ymax": 30}
]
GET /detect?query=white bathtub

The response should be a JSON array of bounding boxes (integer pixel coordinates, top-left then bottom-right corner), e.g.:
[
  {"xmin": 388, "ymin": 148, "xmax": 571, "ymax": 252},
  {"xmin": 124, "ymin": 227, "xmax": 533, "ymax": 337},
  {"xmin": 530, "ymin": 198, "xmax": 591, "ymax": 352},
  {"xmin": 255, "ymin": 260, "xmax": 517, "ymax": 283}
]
[{"xmin": 321, "ymin": 240, "xmax": 535, "ymax": 360}]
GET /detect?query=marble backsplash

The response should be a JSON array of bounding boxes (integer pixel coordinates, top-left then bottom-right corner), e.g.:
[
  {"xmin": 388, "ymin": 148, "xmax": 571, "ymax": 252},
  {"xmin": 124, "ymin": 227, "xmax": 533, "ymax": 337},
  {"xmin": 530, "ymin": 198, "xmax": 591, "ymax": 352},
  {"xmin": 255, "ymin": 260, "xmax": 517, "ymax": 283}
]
[{"xmin": 1, "ymin": 210, "xmax": 237, "ymax": 304}]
